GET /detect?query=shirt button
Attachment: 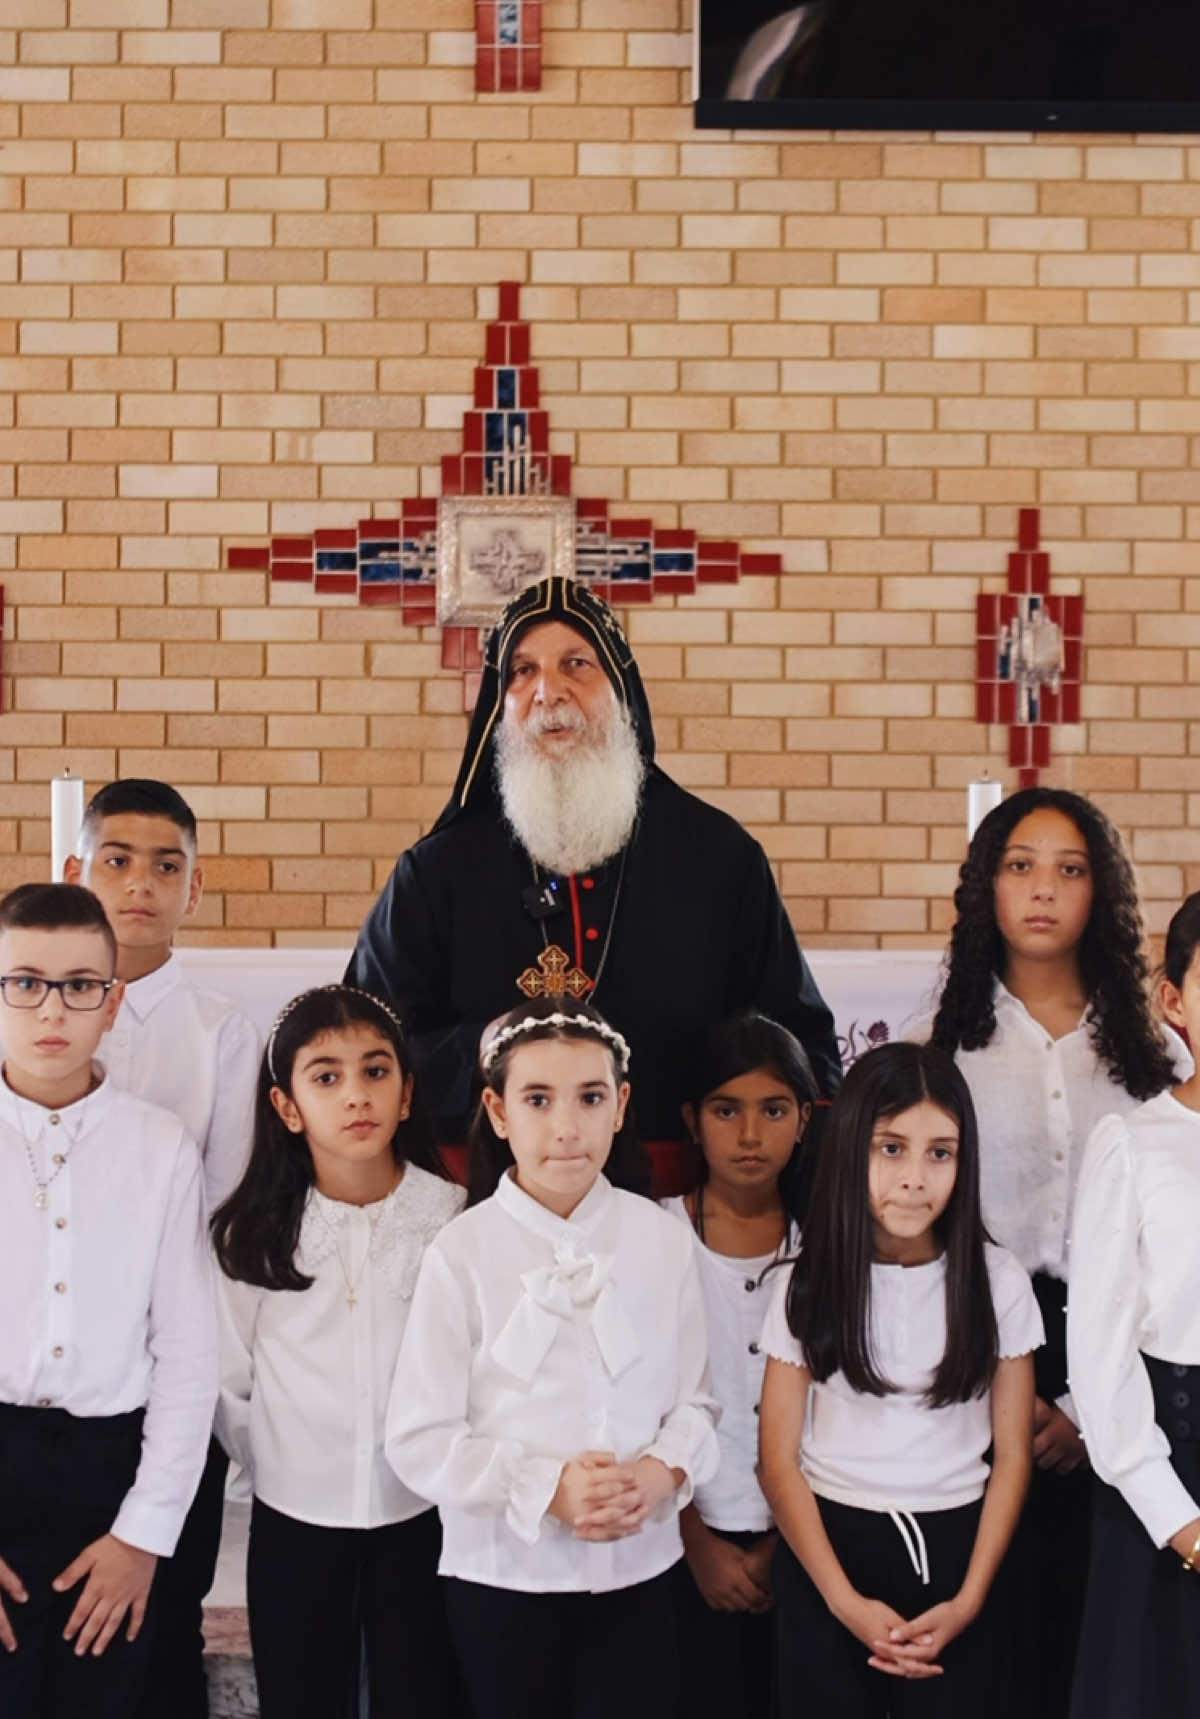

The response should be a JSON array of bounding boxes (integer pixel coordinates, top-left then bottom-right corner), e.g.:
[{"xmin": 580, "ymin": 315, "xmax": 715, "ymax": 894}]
[
  {"xmin": 52, "ymin": 1346, "xmax": 64, "ymax": 1359},
  {"xmin": 1045, "ymin": 1042, "xmax": 1053, "ymax": 1052},
  {"xmin": 753, "ymin": 1403, "xmax": 760, "ymax": 1416},
  {"xmin": 585, "ymin": 927, "xmax": 599, "ymax": 942},
  {"xmin": 54, "ymin": 1281, "xmax": 67, "ymax": 1294},
  {"xmin": 52, "ymin": 1154, "xmax": 65, "ymax": 1167},
  {"xmin": 744, "ymin": 1278, "xmax": 757, "ymax": 1292},
  {"xmin": 1054, "ymin": 1151, "xmax": 1064, "ymax": 1163},
  {"xmin": 1051, "ymin": 1090, "xmax": 1062, "ymax": 1100},
  {"xmin": 48, "ymin": 1115, "xmax": 60, "ymax": 1127},
  {"xmin": 55, "ymin": 1217, "xmax": 67, "ymax": 1230},
  {"xmin": 748, "ymin": 1341, "xmax": 760, "ymax": 1355},
  {"xmin": 581, "ymin": 877, "xmax": 595, "ymax": 890}
]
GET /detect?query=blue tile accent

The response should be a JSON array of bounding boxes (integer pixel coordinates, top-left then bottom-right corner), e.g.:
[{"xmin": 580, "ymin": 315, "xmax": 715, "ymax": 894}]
[
  {"xmin": 652, "ymin": 551, "xmax": 696, "ymax": 573},
  {"xmin": 496, "ymin": 368, "xmax": 517, "ymax": 408},
  {"xmin": 315, "ymin": 551, "xmax": 358, "ymax": 572},
  {"xmin": 498, "ymin": 1, "xmax": 521, "ymax": 44},
  {"xmin": 360, "ymin": 560, "xmax": 402, "ymax": 584}
]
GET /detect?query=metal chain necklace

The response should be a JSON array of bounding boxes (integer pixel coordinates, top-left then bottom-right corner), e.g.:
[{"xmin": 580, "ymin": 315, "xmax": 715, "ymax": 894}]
[
  {"xmin": 309, "ymin": 1189, "xmax": 389, "ymax": 1311},
  {"xmin": 16, "ymin": 1081, "xmax": 97, "ymax": 1209}
]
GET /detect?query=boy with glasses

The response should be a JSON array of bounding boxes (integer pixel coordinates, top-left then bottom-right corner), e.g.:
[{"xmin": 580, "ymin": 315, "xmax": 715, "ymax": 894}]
[{"xmin": 0, "ymin": 882, "xmax": 216, "ymax": 1719}]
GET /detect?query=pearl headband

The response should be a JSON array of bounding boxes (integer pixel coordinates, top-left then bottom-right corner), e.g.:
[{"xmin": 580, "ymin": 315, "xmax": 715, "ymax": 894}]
[
  {"xmin": 481, "ymin": 1011, "xmax": 631, "ymax": 1076},
  {"xmin": 266, "ymin": 984, "xmax": 406, "ymax": 1084}
]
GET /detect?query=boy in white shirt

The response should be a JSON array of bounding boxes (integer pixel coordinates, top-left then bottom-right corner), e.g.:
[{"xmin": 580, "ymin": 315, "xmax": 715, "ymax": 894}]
[
  {"xmin": 0, "ymin": 881, "xmax": 216, "ymax": 1719},
  {"xmin": 65, "ymin": 779, "xmax": 260, "ymax": 1719}
]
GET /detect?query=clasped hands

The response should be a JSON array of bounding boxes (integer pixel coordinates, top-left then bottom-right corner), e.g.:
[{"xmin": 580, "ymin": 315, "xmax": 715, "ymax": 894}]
[
  {"xmin": 0, "ymin": 1535, "xmax": 156, "ymax": 1658},
  {"xmin": 548, "ymin": 1450, "xmax": 680, "ymax": 1542},
  {"xmin": 836, "ymin": 1589, "xmax": 976, "ymax": 1681}
]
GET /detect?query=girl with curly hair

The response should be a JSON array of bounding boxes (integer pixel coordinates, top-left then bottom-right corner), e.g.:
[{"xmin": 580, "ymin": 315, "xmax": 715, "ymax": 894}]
[{"xmin": 929, "ymin": 786, "xmax": 1187, "ymax": 1719}]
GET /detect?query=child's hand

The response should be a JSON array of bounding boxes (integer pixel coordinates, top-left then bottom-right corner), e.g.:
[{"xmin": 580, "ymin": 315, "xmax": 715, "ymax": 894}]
[
  {"xmin": 53, "ymin": 1534, "xmax": 157, "ymax": 1657},
  {"xmin": 549, "ymin": 1451, "xmax": 639, "ymax": 1539},
  {"xmin": 742, "ymin": 1532, "xmax": 777, "ymax": 1608},
  {"xmin": 879, "ymin": 1595, "xmax": 974, "ymax": 1670},
  {"xmin": 572, "ymin": 1456, "xmax": 683, "ymax": 1542},
  {"xmin": 0, "ymin": 1555, "xmax": 27, "ymax": 1652},
  {"xmin": 685, "ymin": 1524, "xmax": 771, "ymax": 1613},
  {"xmin": 835, "ymin": 1593, "xmax": 943, "ymax": 1679},
  {"xmin": 1032, "ymin": 1397, "xmax": 1087, "ymax": 1473}
]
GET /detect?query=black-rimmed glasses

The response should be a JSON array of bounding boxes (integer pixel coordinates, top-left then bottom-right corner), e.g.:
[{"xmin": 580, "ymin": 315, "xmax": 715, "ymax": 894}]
[{"xmin": 0, "ymin": 976, "xmax": 117, "ymax": 1011}]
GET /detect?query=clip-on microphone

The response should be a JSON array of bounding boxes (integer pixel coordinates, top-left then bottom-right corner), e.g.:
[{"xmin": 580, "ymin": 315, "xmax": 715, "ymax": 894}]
[{"xmin": 521, "ymin": 878, "xmax": 566, "ymax": 922}]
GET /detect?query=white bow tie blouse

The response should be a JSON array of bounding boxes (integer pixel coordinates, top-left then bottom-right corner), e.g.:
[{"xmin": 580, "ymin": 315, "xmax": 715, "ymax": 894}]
[{"xmin": 386, "ymin": 1171, "xmax": 720, "ymax": 1594}]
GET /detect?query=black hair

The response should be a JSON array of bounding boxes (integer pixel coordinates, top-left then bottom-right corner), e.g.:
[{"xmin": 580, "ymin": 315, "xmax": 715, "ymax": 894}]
[
  {"xmin": 467, "ymin": 995, "xmax": 651, "ymax": 1206},
  {"xmin": 211, "ymin": 985, "xmax": 446, "ymax": 1291},
  {"xmin": 785, "ymin": 1041, "xmax": 999, "ymax": 1409},
  {"xmin": 683, "ymin": 1012, "xmax": 819, "ymax": 1224},
  {"xmin": 79, "ymin": 779, "xmax": 197, "ymax": 857},
  {"xmin": 930, "ymin": 786, "xmax": 1175, "ymax": 1102},
  {"xmin": 1162, "ymin": 891, "xmax": 1200, "ymax": 990},
  {"xmin": 0, "ymin": 881, "xmax": 117, "ymax": 968}
]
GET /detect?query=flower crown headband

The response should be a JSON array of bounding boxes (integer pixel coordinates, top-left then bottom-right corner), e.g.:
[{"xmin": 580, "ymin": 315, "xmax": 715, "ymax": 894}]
[
  {"xmin": 481, "ymin": 1012, "xmax": 631, "ymax": 1077},
  {"xmin": 266, "ymin": 984, "xmax": 406, "ymax": 1084}
]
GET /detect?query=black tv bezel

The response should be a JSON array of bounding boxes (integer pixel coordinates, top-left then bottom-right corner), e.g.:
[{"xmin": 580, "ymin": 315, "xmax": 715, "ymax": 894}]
[{"xmin": 694, "ymin": 97, "xmax": 1200, "ymax": 135}]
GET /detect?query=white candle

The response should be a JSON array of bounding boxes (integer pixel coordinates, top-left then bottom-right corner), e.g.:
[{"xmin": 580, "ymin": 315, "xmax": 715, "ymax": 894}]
[
  {"xmin": 967, "ymin": 777, "xmax": 1003, "ymax": 842},
  {"xmin": 50, "ymin": 771, "xmax": 85, "ymax": 882}
]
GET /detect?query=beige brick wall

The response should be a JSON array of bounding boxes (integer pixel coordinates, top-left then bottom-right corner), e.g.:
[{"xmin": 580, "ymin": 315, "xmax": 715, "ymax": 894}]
[{"xmin": 3, "ymin": 2, "xmax": 1198, "ymax": 947}]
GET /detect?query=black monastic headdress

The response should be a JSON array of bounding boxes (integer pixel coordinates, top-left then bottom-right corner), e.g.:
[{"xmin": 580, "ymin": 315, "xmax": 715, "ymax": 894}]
[{"xmin": 434, "ymin": 576, "xmax": 657, "ymax": 831}]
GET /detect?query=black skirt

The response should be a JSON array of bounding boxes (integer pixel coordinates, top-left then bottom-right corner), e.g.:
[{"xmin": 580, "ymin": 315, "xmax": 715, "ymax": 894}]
[{"xmin": 1069, "ymin": 1355, "xmax": 1200, "ymax": 1719}]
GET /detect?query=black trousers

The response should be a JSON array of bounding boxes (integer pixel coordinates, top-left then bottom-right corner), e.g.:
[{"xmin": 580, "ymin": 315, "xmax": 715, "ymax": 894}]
[
  {"xmin": 444, "ymin": 1566, "xmax": 679, "ymax": 1719},
  {"xmin": 986, "ymin": 1272, "xmax": 1090, "ymax": 1719},
  {"xmin": 138, "ymin": 1434, "xmax": 227, "ymax": 1719},
  {"xmin": 0, "ymin": 1401, "xmax": 156, "ymax": 1719},
  {"xmin": 1069, "ymin": 1356, "xmax": 1200, "ymax": 1719},
  {"xmin": 672, "ymin": 1528, "xmax": 775, "ymax": 1719},
  {"xmin": 775, "ymin": 1496, "xmax": 987, "ymax": 1718},
  {"xmin": 248, "ymin": 1498, "xmax": 456, "ymax": 1719}
]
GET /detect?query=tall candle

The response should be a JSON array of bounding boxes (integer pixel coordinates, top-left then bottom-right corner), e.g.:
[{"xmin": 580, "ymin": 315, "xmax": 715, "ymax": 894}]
[
  {"xmin": 50, "ymin": 771, "xmax": 84, "ymax": 882},
  {"xmin": 967, "ymin": 777, "xmax": 1003, "ymax": 842}
]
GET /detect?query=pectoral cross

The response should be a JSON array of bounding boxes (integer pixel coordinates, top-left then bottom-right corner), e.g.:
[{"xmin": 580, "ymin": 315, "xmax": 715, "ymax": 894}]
[{"xmin": 516, "ymin": 944, "xmax": 592, "ymax": 1000}]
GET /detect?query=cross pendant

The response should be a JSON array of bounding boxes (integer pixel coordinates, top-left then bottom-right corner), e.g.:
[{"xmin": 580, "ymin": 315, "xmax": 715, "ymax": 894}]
[{"xmin": 34, "ymin": 1190, "xmax": 47, "ymax": 1210}]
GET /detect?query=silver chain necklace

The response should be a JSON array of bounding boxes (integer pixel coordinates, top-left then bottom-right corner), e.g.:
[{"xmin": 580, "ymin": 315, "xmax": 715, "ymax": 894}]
[
  {"xmin": 16, "ymin": 1085, "xmax": 94, "ymax": 1209},
  {"xmin": 309, "ymin": 1190, "xmax": 390, "ymax": 1311}
]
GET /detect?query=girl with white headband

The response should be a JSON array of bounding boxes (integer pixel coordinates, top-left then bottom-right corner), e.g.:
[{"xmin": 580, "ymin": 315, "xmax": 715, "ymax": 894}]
[
  {"xmin": 386, "ymin": 996, "xmax": 719, "ymax": 1719},
  {"xmin": 210, "ymin": 985, "xmax": 464, "ymax": 1719}
]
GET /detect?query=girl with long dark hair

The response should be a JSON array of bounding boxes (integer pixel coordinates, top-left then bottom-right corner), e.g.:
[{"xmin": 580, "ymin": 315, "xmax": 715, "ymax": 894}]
[
  {"xmin": 665, "ymin": 1013, "xmax": 818, "ymax": 1719},
  {"xmin": 759, "ymin": 1042, "xmax": 1041, "ymax": 1715},
  {"xmin": 211, "ymin": 985, "xmax": 462, "ymax": 1719},
  {"xmin": 386, "ymin": 996, "xmax": 717, "ymax": 1719},
  {"xmin": 1066, "ymin": 891, "xmax": 1200, "ymax": 1718},
  {"xmin": 929, "ymin": 786, "xmax": 1185, "ymax": 1717}
]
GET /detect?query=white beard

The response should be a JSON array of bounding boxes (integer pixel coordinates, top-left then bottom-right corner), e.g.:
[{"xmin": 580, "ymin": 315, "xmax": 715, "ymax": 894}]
[{"xmin": 495, "ymin": 701, "xmax": 645, "ymax": 877}]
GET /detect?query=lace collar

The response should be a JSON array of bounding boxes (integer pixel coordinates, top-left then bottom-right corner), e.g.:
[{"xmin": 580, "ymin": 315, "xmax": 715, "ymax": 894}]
[{"xmin": 297, "ymin": 1164, "xmax": 464, "ymax": 1301}]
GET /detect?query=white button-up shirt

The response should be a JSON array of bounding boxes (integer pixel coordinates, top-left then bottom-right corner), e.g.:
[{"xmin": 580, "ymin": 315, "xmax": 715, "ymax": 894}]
[
  {"xmin": 0, "ymin": 1071, "xmax": 217, "ymax": 1556},
  {"xmin": 387, "ymin": 1172, "xmax": 719, "ymax": 1594},
  {"xmin": 951, "ymin": 986, "xmax": 1190, "ymax": 1283},
  {"xmin": 216, "ymin": 1164, "xmax": 465, "ymax": 1530},
  {"xmin": 1068, "ymin": 1092, "xmax": 1200, "ymax": 1548},
  {"xmin": 103, "ymin": 953, "xmax": 261, "ymax": 1213},
  {"xmin": 761, "ymin": 1244, "xmax": 1043, "ymax": 1514},
  {"xmin": 662, "ymin": 1197, "xmax": 795, "ymax": 1534}
]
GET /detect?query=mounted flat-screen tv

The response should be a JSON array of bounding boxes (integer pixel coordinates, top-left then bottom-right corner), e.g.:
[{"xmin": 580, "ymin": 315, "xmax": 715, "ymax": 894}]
[{"xmin": 694, "ymin": 0, "xmax": 1200, "ymax": 132}]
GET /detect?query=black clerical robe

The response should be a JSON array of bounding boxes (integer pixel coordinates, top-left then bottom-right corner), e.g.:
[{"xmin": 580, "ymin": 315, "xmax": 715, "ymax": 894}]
[{"xmin": 348, "ymin": 770, "xmax": 840, "ymax": 1144}]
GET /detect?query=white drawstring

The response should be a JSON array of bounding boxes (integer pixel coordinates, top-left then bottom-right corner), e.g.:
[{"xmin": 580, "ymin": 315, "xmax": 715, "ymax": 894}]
[{"xmin": 887, "ymin": 1509, "xmax": 930, "ymax": 1586}]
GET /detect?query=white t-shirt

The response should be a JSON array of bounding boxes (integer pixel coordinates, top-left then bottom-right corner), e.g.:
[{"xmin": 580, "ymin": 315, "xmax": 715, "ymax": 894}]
[
  {"xmin": 760, "ymin": 1242, "xmax": 1043, "ymax": 1513},
  {"xmin": 216, "ymin": 1163, "xmax": 464, "ymax": 1531},
  {"xmin": 1068, "ymin": 1092, "xmax": 1200, "ymax": 1548},
  {"xmin": 387, "ymin": 1171, "xmax": 720, "ymax": 1594},
  {"xmin": 662, "ymin": 1195, "xmax": 795, "ymax": 1533}
]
